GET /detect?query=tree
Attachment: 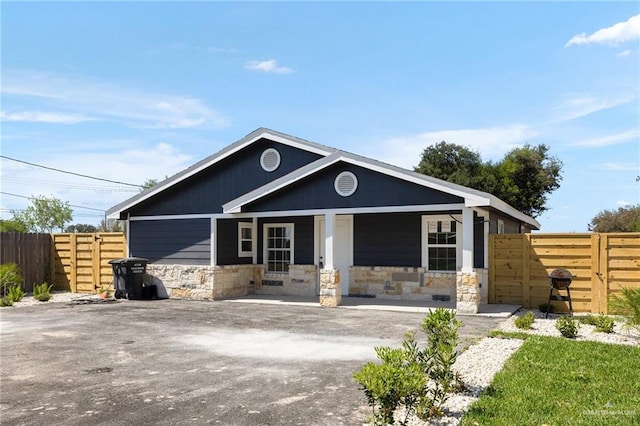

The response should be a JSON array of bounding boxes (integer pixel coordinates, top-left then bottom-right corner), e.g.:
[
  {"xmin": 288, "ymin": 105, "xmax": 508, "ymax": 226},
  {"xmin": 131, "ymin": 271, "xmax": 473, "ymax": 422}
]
[
  {"xmin": 98, "ymin": 218, "xmax": 123, "ymax": 232},
  {"xmin": 65, "ymin": 224, "xmax": 98, "ymax": 233},
  {"xmin": 590, "ymin": 205, "xmax": 640, "ymax": 232},
  {"xmin": 141, "ymin": 178, "xmax": 159, "ymax": 191},
  {"xmin": 0, "ymin": 218, "xmax": 28, "ymax": 233},
  {"xmin": 415, "ymin": 143, "xmax": 562, "ymax": 218},
  {"xmin": 12, "ymin": 196, "xmax": 73, "ymax": 233}
]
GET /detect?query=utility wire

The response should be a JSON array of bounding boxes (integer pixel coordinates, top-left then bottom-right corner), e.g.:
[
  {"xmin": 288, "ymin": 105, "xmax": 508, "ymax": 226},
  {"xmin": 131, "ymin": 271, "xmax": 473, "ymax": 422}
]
[
  {"xmin": 1, "ymin": 155, "xmax": 143, "ymax": 188},
  {"xmin": 0, "ymin": 191, "xmax": 106, "ymax": 212}
]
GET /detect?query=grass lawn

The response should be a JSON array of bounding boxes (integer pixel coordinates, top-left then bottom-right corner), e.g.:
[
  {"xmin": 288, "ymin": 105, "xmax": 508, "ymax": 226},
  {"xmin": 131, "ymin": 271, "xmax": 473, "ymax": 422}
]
[{"xmin": 461, "ymin": 335, "xmax": 640, "ymax": 426}]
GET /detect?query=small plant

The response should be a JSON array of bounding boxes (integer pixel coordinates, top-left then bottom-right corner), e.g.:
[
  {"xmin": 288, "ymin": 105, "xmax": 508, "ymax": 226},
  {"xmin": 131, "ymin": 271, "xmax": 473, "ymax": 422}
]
[
  {"xmin": 539, "ymin": 303, "xmax": 554, "ymax": 313},
  {"xmin": 33, "ymin": 282, "xmax": 53, "ymax": 302},
  {"xmin": 0, "ymin": 296, "xmax": 14, "ymax": 307},
  {"xmin": 7, "ymin": 284, "xmax": 25, "ymax": 303},
  {"xmin": 609, "ymin": 287, "xmax": 640, "ymax": 333},
  {"xmin": 555, "ymin": 316, "xmax": 580, "ymax": 338},
  {"xmin": 577, "ymin": 314, "xmax": 615, "ymax": 333},
  {"xmin": 514, "ymin": 311, "xmax": 536, "ymax": 330},
  {"xmin": 0, "ymin": 263, "xmax": 22, "ymax": 297},
  {"xmin": 99, "ymin": 286, "xmax": 112, "ymax": 298}
]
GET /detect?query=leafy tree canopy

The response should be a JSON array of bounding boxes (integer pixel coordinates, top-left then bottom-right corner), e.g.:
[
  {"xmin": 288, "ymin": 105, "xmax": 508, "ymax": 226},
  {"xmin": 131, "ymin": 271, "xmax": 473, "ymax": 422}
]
[
  {"xmin": 98, "ymin": 218, "xmax": 123, "ymax": 232},
  {"xmin": 415, "ymin": 142, "xmax": 562, "ymax": 218},
  {"xmin": 590, "ymin": 205, "xmax": 640, "ymax": 232},
  {"xmin": 0, "ymin": 218, "xmax": 28, "ymax": 233},
  {"xmin": 141, "ymin": 178, "xmax": 159, "ymax": 191},
  {"xmin": 12, "ymin": 195, "xmax": 73, "ymax": 233},
  {"xmin": 65, "ymin": 223, "xmax": 98, "ymax": 233}
]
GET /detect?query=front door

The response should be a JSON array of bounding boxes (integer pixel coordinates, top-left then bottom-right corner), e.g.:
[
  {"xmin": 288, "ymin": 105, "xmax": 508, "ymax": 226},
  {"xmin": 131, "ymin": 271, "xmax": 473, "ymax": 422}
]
[{"xmin": 317, "ymin": 215, "xmax": 353, "ymax": 296}]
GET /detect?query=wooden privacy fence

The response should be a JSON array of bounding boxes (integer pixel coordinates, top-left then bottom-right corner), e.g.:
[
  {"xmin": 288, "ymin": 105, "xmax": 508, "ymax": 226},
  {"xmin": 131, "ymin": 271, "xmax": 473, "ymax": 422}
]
[
  {"xmin": 0, "ymin": 233, "xmax": 52, "ymax": 292},
  {"xmin": 489, "ymin": 233, "xmax": 640, "ymax": 313},
  {"xmin": 52, "ymin": 233, "xmax": 126, "ymax": 293}
]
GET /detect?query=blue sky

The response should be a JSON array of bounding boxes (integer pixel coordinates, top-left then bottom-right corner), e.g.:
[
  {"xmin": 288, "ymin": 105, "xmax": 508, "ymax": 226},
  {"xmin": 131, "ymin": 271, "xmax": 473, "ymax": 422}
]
[{"xmin": 1, "ymin": 2, "xmax": 638, "ymax": 232}]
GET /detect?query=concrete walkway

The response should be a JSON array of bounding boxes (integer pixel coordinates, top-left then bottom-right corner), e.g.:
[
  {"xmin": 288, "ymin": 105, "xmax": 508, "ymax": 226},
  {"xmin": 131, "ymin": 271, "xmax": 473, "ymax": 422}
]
[{"xmin": 223, "ymin": 294, "xmax": 520, "ymax": 318}]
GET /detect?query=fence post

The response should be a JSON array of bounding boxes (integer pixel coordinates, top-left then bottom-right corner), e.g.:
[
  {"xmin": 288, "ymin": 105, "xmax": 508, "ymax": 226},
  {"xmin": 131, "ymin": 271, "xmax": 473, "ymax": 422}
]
[
  {"xmin": 92, "ymin": 234, "xmax": 101, "ymax": 292},
  {"xmin": 522, "ymin": 234, "xmax": 530, "ymax": 309},
  {"xmin": 70, "ymin": 234, "xmax": 77, "ymax": 293},
  {"xmin": 488, "ymin": 235, "xmax": 495, "ymax": 303},
  {"xmin": 50, "ymin": 234, "xmax": 56, "ymax": 288},
  {"xmin": 598, "ymin": 234, "xmax": 609, "ymax": 314}
]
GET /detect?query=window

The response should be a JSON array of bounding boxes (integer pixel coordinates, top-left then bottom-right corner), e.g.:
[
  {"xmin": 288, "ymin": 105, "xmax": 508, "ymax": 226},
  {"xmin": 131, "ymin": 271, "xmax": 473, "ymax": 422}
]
[
  {"xmin": 264, "ymin": 224, "xmax": 294, "ymax": 273},
  {"xmin": 497, "ymin": 219, "xmax": 505, "ymax": 234},
  {"xmin": 238, "ymin": 222, "xmax": 253, "ymax": 258},
  {"xmin": 423, "ymin": 217, "xmax": 459, "ymax": 271}
]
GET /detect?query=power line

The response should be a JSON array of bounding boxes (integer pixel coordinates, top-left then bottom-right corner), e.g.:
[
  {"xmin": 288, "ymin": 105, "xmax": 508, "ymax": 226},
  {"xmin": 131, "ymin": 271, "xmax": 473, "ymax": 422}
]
[
  {"xmin": 2, "ymin": 176, "xmax": 139, "ymax": 193},
  {"xmin": 1, "ymin": 155, "xmax": 143, "ymax": 188},
  {"xmin": 0, "ymin": 192, "xmax": 106, "ymax": 212}
]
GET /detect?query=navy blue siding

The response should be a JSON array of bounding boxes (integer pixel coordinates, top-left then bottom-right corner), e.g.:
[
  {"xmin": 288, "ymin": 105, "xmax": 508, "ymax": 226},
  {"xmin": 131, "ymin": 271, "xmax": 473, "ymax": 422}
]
[
  {"xmin": 130, "ymin": 219, "xmax": 210, "ymax": 265},
  {"xmin": 245, "ymin": 162, "xmax": 463, "ymax": 212},
  {"xmin": 474, "ymin": 212, "xmax": 485, "ymax": 269},
  {"xmin": 217, "ymin": 219, "xmax": 253, "ymax": 266},
  {"xmin": 354, "ymin": 213, "xmax": 422, "ymax": 267},
  {"xmin": 257, "ymin": 216, "xmax": 314, "ymax": 265},
  {"xmin": 128, "ymin": 139, "xmax": 323, "ymax": 216}
]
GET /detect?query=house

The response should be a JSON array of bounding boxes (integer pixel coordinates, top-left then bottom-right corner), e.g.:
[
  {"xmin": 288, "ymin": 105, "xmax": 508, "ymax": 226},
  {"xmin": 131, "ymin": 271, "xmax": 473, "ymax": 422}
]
[{"xmin": 107, "ymin": 128, "xmax": 540, "ymax": 312}]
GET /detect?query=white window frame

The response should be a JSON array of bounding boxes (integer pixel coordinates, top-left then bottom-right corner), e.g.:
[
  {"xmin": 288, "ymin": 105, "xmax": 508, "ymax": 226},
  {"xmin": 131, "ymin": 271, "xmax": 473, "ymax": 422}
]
[
  {"xmin": 263, "ymin": 223, "xmax": 294, "ymax": 274},
  {"xmin": 421, "ymin": 215, "xmax": 461, "ymax": 272},
  {"xmin": 497, "ymin": 219, "xmax": 505, "ymax": 234},
  {"xmin": 238, "ymin": 222, "xmax": 254, "ymax": 258}
]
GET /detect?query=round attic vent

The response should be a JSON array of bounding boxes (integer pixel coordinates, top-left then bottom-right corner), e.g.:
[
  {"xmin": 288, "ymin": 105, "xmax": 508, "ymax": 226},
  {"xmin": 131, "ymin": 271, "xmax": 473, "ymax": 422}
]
[
  {"xmin": 260, "ymin": 148, "xmax": 281, "ymax": 172},
  {"xmin": 334, "ymin": 171, "xmax": 358, "ymax": 197}
]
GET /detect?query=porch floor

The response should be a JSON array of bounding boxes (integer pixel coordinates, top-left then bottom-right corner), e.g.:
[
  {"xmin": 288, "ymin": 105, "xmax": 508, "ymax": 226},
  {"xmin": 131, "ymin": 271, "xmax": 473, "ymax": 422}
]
[{"xmin": 221, "ymin": 295, "xmax": 520, "ymax": 318}]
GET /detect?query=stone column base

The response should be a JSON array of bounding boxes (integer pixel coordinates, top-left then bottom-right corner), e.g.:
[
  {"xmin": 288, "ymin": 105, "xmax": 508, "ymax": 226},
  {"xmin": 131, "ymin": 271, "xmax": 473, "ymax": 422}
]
[
  {"xmin": 319, "ymin": 269, "xmax": 341, "ymax": 307},
  {"xmin": 456, "ymin": 271, "xmax": 480, "ymax": 314}
]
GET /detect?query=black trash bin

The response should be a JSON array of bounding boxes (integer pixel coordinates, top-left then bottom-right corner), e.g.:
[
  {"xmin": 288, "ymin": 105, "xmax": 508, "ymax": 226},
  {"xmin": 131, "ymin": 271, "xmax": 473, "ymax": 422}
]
[{"xmin": 109, "ymin": 257, "xmax": 153, "ymax": 300}]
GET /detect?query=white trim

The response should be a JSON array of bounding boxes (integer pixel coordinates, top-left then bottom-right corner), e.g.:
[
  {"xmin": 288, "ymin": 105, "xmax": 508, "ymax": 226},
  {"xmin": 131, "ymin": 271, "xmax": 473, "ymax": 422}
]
[
  {"xmin": 263, "ymin": 223, "xmax": 295, "ymax": 274},
  {"xmin": 497, "ymin": 219, "xmax": 505, "ymax": 234},
  {"xmin": 421, "ymin": 214, "xmax": 462, "ymax": 272},
  {"xmin": 252, "ymin": 217, "xmax": 258, "ymax": 264},
  {"xmin": 462, "ymin": 207, "xmax": 474, "ymax": 272},
  {"xmin": 238, "ymin": 222, "xmax": 254, "ymax": 258},
  {"xmin": 128, "ymin": 204, "xmax": 467, "ymax": 222},
  {"xmin": 125, "ymin": 213, "xmax": 131, "ymax": 257}
]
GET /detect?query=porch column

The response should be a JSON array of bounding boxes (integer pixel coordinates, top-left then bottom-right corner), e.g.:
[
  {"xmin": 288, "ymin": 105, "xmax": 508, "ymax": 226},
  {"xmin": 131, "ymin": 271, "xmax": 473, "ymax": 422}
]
[
  {"xmin": 319, "ymin": 212, "xmax": 341, "ymax": 307},
  {"xmin": 457, "ymin": 207, "xmax": 480, "ymax": 314}
]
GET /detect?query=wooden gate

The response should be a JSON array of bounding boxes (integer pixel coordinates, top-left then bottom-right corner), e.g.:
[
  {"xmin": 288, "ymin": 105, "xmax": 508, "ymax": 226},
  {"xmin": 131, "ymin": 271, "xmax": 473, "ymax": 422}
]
[
  {"xmin": 489, "ymin": 233, "xmax": 640, "ymax": 313},
  {"xmin": 52, "ymin": 233, "xmax": 126, "ymax": 293}
]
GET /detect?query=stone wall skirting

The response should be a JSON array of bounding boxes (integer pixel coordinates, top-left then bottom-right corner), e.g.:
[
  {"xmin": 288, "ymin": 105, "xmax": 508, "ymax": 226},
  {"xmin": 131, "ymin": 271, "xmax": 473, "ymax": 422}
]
[
  {"xmin": 146, "ymin": 264, "xmax": 258, "ymax": 300},
  {"xmin": 348, "ymin": 266, "xmax": 456, "ymax": 301},
  {"xmin": 456, "ymin": 271, "xmax": 481, "ymax": 314},
  {"xmin": 253, "ymin": 264, "xmax": 318, "ymax": 297}
]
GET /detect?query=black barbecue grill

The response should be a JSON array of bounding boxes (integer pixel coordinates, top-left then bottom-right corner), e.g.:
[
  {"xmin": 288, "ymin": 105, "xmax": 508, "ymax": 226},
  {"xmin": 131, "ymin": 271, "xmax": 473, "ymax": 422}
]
[{"xmin": 545, "ymin": 268, "xmax": 573, "ymax": 318}]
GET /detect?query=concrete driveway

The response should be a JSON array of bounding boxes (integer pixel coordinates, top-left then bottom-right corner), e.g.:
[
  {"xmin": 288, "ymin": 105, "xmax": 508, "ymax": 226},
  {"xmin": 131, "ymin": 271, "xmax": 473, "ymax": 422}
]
[{"xmin": 0, "ymin": 299, "xmax": 503, "ymax": 425}]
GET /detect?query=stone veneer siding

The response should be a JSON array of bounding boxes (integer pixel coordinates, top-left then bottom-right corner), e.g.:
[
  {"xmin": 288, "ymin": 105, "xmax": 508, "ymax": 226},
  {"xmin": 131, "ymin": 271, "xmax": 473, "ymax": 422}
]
[
  {"xmin": 349, "ymin": 266, "xmax": 456, "ymax": 301},
  {"xmin": 146, "ymin": 264, "xmax": 317, "ymax": 300}
]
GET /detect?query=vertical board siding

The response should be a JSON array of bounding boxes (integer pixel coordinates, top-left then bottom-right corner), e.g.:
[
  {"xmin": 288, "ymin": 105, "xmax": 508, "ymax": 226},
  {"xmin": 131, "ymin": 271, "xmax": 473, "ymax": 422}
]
[
  {"xmin": 0, "ymin": 233, "xmax": 52, "ymax": 292},
  {"xmin": 489, "ymin": 233, "xmax": 640, "ymax": 313},
  {"xmin": 129, "ymin": 219, "xmax": 210, "ymax": 265},
  {"xmin": 217, "ymin": 218, "xmax": 253, "ymax": 266},
  {"xmin": 52, "ymin": 233, "xmax": 126, "ymax": 293},
  {"xmin": 353, "ymin": 213, "xmax": 421, "ymax": 267}
]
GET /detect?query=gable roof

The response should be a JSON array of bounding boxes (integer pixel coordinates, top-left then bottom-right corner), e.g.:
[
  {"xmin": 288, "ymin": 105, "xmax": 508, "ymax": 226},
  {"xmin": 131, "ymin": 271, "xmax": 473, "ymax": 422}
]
[{"xmin": 107, "ymin": 127, "xmax": 540, "ymax": 229}]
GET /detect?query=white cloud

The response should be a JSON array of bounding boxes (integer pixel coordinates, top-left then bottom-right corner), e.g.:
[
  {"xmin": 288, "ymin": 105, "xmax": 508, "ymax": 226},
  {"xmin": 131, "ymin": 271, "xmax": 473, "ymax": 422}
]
[
  {"xmin": 552, "ymin": 94, "xmax": 634, "ymax": 122},
  {"xmin": 616, "ymin": 49, "xmax": 632, "ymax": 57},
  {"xmin": 616, "ymin": 200, "xmax": 634, "ymax": 207},
  {"xmin": 599, "ymin": 162, "xmax": 639, "ymax": 171},
  {"xmin": 2, "ymin": 70, "xmax": 230, "ymax": 129},
  {"xmin": 565, "ymin": 14, "xmax": 640, "ymax": 47},
  {"xmin": 0, "ymin": 110, "xmax": 95, "ymax": 124},
  {"xmin": 367, "ymin": 125, "xmax": 536, "ymax": 169},
  {"xmin": 244, "ymin": 59, "xmax": 294, "ymax": 74},
  {"xmin": 573, "ymin": 129, "xmax": 640, "ymax": 147}
]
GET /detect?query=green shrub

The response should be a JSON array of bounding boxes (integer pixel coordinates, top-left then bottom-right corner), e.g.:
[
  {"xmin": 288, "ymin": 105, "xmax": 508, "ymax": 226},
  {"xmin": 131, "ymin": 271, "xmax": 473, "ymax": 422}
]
[
  {"xmin": 609, "ymin": 287, "xmax": 640, "ymax": 333},
  {"xmin": 33, "ymin": 282, "xmax": 53, "ymax": 302},
  {"xmin": 0, "ymin": 296, "xmax": 14, "ymax": 307},
  {"xmin": 354, "ymin": 308, "xmax": 462, "ymax": 425},
  {"xmin": 0, "ymin": 263, "xmax": 22, "ymax": 297},
  {"xmin": 7, "ymin": 284, "xmax": 25, "ymax": 303},
  {"xmin": 577, "ymin": 314, "xmax": 615, "ymax": 333},
  {"xmin": 555, "ymin": 316, "xmax": 580, "ymax": 339},
  {"xmin": 514, "ymin": 311, "xmax": 536, "ymax": 330}
]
